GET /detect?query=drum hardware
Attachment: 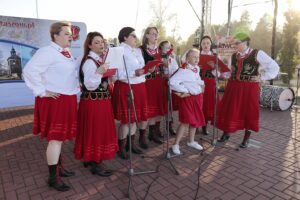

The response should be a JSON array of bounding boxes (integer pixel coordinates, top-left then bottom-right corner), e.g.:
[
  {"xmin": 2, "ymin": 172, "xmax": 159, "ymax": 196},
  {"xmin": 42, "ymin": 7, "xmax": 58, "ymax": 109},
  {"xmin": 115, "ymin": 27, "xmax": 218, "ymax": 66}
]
[{"xmin": 260, "ymin": 85, "xmax": 295, "ymax": 111}]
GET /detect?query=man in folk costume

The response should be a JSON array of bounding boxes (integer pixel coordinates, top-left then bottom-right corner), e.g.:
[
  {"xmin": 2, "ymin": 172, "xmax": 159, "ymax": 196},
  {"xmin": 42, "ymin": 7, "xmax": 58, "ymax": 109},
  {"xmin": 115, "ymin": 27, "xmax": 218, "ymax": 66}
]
[
  {"xmin": 23, "ymin": 21, "xmax": 79, "ymax": 191},
  {"xmin": 217, "ymin": 32, "xmax": 279, "ymax": 148}
]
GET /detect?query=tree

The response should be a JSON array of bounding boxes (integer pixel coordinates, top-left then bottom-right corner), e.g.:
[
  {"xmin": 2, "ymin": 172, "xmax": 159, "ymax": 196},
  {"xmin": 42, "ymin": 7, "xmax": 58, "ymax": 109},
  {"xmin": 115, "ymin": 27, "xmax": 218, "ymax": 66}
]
[
  {"xmin": 278, "ymin": 3, "xmax": 300, "ymax": 84},
  {"xmin": 148, "ymin": 0, "xmax": 181, "ymax": 50},
  {"xmin": 251, "ymin": 14, "xmax": 282, "ymax": 58}
]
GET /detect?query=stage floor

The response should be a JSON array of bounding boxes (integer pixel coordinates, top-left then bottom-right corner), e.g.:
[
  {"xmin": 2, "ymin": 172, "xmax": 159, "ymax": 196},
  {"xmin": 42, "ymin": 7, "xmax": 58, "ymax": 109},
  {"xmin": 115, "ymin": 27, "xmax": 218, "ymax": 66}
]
[{"xmin": 0, "ymin": 106, "xmax": 300, "ymax": 200}]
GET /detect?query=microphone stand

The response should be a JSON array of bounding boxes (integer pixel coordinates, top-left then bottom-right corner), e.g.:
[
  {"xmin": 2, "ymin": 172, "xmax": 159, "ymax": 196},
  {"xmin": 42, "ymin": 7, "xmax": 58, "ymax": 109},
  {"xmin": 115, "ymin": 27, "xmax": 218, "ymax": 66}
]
[
  {"xmin": 160, "ymin": 56, "xmax": 179, "ymax": 175},
  {"xmin": 122, "ymin": 56, "xmax": 157, "ymax": 199},
  {"xmin": 212, "ymin": 42, "xmax": 220, "ymax": 146}
]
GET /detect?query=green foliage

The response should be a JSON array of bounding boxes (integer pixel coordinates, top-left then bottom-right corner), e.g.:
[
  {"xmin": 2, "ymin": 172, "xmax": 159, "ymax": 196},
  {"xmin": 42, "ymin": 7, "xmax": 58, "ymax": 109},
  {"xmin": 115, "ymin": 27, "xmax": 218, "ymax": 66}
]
[{"xmin": 278, "ymin": 8, "xmax": 300, "ymax": 84}]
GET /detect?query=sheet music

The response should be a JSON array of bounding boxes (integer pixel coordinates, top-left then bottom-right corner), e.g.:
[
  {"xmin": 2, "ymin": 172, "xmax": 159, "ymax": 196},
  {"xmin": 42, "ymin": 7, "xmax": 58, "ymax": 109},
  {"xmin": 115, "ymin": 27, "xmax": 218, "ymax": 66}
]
[{"xmin": 106, "ymin": 47, "xmax": 125, "ymax": 70}]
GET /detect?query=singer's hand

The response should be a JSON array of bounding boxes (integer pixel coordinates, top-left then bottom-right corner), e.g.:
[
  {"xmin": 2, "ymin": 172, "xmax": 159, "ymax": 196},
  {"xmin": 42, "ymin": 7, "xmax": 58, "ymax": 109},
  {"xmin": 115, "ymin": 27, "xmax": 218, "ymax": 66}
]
[
  {"xmin": 44, "ymin": 90, "xmax": 60, "ymax": 99},
  {"xmin": 96, "ymin": 63, "xmax": 109, "ymax": 74},
  {"xmin": 135, "ymin": 69, "xmax": 145, "ymax": 76},
  {"xmin": 148, "ymin": 66, "xmax": 156, "ymax": 73},
  {"xmin": 162, "ymin": 58, "xmax": 168, "ymax": 67},
  {"xmin": 250, "ymin": 75, "xmax": 261, "ymax": 82},
  {"xmin": 175, "ymin": 92, "xmax": 190, "ymax": 98},
  {"xmin": 207, "ymin": 61, "xmax": 215, "ymax": 69}
]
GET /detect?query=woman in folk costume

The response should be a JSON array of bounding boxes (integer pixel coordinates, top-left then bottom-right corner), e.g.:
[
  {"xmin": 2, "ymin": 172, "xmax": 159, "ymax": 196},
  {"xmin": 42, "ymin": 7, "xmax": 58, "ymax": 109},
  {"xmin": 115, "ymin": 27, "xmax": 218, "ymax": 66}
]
[
  {"xmin": 23, "ymin": 21, "xmax": 79, "ymax": 192},
  {"xmin": 74, "ymin": 32, "xmax": 118, "ymax": 176},
  {"xmin": 139, "ymin": 27, "xmax": 164, "ymax": 149},
  {"xmin": 217, "ymin": 32, "xmax": 279, "ymax": 148},
  {"xmin": 159, "ymin": 40, "xmax": 179, "ymax": 136},
  {"xmin": 112, "ymin": 27, "xmax": 151, "ymax": 159},
  {"xmin": 170, "ymin": 48, "xmax": 205, "ymax": 155},
  {"xmin": 198, "ymin": 36, "xmax": 230, "ymax": 135}
]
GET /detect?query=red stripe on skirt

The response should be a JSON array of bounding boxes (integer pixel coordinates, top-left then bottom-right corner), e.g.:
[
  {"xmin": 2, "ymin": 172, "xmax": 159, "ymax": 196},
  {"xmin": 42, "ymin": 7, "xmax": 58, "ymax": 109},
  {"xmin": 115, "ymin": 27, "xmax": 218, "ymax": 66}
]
[
  {"xmin": 74, "ymin": 99, "xmax": 118, "ymax": 162},
  {"xmin": 216, "ymin": 80, "xmax": 260, "ymax": 133},
  {"xmin": 112, "ymin": 81, "xmax": 149, "ymax": 123},
  {"xmin": 179, "ymin": 93, "xmax": 205, "ymax": 128},
  {"xmin": 33, "ymin": 94, "xmax": 77, "ymax": 141}
]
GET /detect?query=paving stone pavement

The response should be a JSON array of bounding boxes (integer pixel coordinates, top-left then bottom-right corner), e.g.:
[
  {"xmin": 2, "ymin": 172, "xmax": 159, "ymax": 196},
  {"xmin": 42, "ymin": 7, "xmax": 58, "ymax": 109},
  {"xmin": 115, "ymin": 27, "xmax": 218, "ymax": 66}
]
[{"xmin": 1, "ymin": 105, "xmax": 300, "ymax": 200}]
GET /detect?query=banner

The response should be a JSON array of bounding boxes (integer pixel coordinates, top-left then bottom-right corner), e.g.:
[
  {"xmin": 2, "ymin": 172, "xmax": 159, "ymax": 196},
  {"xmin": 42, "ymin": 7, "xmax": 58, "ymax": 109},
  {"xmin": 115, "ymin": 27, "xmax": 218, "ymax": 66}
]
[{"xmin": 0, "ymin": 15, "xmax": 86, "ymax": 108}]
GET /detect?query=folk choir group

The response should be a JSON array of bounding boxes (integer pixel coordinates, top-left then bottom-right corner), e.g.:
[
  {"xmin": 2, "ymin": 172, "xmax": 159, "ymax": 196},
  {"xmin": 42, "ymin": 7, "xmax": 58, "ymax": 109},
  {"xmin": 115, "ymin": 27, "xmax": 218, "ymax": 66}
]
[{"xmin": 23, "ymin": 21, "xmax": 279, "ymax": 192}]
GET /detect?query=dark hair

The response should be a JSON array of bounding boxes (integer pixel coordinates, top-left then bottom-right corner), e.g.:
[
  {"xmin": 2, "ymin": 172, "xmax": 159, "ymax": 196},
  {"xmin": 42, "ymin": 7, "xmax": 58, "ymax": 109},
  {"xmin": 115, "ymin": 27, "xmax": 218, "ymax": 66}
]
[
  {"xmin": 199, "ymin": 35, "xmax": 213, "ymax": 51},
  {"xmin": 158, "ymin": 40, "xmax": 170, "ymax": 51},
  {"xmin": 80, "ymin": 31, "xmax": 104, "ymax": 68},
  {"xmin": 142, "ymin": 27, "xmax": 158, "ymax": 47},
  {"xmin": 118, "ymin": 27, "xmax": 135, "ymax": 43}
]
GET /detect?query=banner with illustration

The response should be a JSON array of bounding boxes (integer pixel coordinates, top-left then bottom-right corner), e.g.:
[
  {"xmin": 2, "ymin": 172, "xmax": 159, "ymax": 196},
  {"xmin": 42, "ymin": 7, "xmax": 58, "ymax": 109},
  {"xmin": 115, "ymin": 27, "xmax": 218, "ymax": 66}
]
[{"xmin": 0, "ymin": 15, "xmax": 86, "ymax": 82}]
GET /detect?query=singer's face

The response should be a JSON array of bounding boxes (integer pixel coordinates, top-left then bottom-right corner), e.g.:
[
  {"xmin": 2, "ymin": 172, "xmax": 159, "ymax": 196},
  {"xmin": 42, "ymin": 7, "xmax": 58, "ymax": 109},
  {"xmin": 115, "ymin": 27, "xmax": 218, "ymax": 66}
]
[
  {"xmin": 147, "ymin": 28, "xmax": 158, "ymax": 45},
  {"xmin": 162, "ymin": 42, "xmax": 171, "ymax": 54},
  {"xmin": 233, "ymin": 40, "xmax": 247, "ymax": 53},
  {"xmin": 54, "ymin": 26, "xmax": 73, "ymax": 48},
  {"xmin": 89, "ymin": 36, "xmax": 105, "ymax": 56},
  {"xmin": 201, "ymin": 38, "xmax": 211, "ymax": 52},
  {"xmin": 125, "ymin": 32, "xmax": 137, "ymax": 48},
  {"xmin": 187, "ymin": 51, "xmax": 200, "ymax": 65}
]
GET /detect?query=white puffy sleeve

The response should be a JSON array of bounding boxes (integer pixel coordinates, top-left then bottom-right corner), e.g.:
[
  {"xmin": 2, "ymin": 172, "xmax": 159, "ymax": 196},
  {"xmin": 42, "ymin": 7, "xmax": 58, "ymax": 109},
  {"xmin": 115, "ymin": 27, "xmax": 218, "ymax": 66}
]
[
  {"xmin": 82, "ymin": 59, "xmax": 102, "ymax": 91},
  {"xmin": 23, "ymin": 48, "xmax": 50, "ymax": 97},
  {"xmin": 257, "ymin": 50, "xmax": 279, "ymax": 81}
]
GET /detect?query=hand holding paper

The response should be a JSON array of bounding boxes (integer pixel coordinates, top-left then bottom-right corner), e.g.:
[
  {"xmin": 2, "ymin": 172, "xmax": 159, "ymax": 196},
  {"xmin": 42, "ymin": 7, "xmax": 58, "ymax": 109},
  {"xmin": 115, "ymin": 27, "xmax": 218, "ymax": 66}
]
[
  {"xmin": 102, "ymin": 68, "xmax": 117, "ymax": 78},
  {"xmin": 142, "ymin": 60, "xmax": 161, "ymax": 73}
]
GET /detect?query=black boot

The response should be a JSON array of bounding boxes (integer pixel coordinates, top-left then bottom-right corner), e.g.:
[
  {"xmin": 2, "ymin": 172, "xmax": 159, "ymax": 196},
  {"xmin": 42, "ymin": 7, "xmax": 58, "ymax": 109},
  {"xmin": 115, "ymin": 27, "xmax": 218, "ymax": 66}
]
[
  {"xmin": 48, "ymin": 164, "xmax": 70, "ymax": 192},
  {"xmin": 218, "ymin": 132, "xmax": 230, "ymax": 142},
  {"xmin": 90, "ymin": 162, "xmax": 113, "ymax": 177},
  {"xmin": 58, "ymin": 155, "xmax": 75, "ymax": 177},
  {"xmin": 167, "ymin": 121, "xmax": 176, "ymax": 136},
  {"xmin": 155, "ymin": 121, "xmax": 163, "ymax": 138},
  {"xmin": 83, "ymin": 161, "xmax": 93, "ymax": 168},
  {"xmin": 126, "ymin": 135, "xmax": 143, "ymax": 154},
  {"xmin": 139, "ymin": 129, "xmax": 148, "ymax": 149},
  {"xmin": 202, "ymin": 126, "xmax": 209, "ymax": 135},
  {"xmin": 239, "ymin": 130, "xmax": 251, "ymax": 148},
  {"xmin": 148, "ymin": 125, "xmax": 163, "ymax": 144},
  {"xmin": 117, "ymin": 139, "xmax": 129, "ymax": 160}
]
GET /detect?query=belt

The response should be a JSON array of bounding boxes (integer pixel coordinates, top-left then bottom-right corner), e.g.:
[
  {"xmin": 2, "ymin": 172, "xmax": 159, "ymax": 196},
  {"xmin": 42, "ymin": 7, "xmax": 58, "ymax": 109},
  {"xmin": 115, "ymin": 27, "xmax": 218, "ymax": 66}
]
[
  {"xmin": 230, "ymin": 75, "xmax": 253, "ymax": 82},
  {"xmin": 81, "ymin": 91, "xmax": 111, "ymax": 100}
]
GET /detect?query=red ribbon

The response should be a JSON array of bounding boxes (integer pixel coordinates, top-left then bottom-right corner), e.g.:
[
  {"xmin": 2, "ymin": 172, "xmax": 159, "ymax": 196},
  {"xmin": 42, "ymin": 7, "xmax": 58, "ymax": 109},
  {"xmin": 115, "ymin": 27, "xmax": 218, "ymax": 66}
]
[{"xmin": 61, "ymin": 51, "xmax": 71, "ymax": 58}]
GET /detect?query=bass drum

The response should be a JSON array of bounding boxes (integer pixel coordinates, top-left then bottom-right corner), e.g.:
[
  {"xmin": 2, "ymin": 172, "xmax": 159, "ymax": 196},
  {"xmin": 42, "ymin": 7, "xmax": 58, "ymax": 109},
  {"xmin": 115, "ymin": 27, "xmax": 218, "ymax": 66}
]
[{"xmin": 260, "ymin": 85, "xmax": 294, "ymax": 111}]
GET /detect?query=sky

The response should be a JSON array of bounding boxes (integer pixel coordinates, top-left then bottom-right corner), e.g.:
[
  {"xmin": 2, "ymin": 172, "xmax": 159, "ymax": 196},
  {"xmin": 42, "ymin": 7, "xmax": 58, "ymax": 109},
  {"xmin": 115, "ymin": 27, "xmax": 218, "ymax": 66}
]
[{"xmin": 0, "ymin": 0, "xmax": 298, "ymax": 41}]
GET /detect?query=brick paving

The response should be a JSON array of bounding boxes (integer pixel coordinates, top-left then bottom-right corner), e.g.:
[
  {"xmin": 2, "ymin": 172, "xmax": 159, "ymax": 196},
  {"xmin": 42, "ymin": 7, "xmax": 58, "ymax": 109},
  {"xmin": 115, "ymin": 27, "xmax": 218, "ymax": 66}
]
[{"xmin": 1, "ymin": 105, "xmax": 300, "ymax": 200}]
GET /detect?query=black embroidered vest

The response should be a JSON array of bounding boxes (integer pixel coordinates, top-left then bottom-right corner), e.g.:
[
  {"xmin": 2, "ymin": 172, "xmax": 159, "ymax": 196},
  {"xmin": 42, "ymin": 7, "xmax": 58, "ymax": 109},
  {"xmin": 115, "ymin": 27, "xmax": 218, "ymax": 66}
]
[
  {"xmin": 231, "ymin": 49, "xmax": 259, "ymax": 81},
  {"xmin": 79, "ymin": 56, "xmax": 109, "ymax": 93},
  {"xmin": 140, "ymin": 46, "xmax": 163, "ymax": 79}
]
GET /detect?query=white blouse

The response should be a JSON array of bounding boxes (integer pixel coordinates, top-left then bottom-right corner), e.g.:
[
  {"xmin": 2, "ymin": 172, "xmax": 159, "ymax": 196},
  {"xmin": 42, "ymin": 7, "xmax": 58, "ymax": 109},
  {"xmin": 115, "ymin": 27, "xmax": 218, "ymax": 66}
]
[
  {"xmin": 23, "ymin": 42, "xmax": 80, "ymax": 97},
  {"xmin": 170, "ymin": 64, "xmax": 204, "ymax": 95},
  {"xmin": 165, "ymin": 56, "xmax": 179, "ymax": 75},
  {"xmin": 116, "ymin": 43, "xmax": 146, "ymax": 84},
  {"xmin": 81, "ymin": 51, "xmax": 102, "ymax": 91}
]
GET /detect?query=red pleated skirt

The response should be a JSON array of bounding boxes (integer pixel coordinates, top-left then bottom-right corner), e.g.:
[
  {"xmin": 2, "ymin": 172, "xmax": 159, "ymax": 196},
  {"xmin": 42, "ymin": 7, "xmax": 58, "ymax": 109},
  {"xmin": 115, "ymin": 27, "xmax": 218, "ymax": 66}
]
[
  {"xmin": 33, "ymin": 95, "xmax": 77, "ymax": 141},
  {"xmin": 112, "ymin": 81, "xmax": 149, "ymax": 123},
  {"xmin": 145, "ymin": 75, "xmax": 168, "ymax": 118},
  {"xmin": 217, "ymin": 80, "xmax": 260, "ymax": 133},
  {"xmin": 179, "ymin": 94, "xmax": 205, "ymax": 128},
  {"xmin": 171, "ymin": 92, "xmax": 180, "ymax": 111},
  {"xmin": 202, "ymin": 78, "xmax": 220, "ymax": 123},
  {"xmin": 74, "ymin": 98, "xmax": 118, "ymax": 162}
]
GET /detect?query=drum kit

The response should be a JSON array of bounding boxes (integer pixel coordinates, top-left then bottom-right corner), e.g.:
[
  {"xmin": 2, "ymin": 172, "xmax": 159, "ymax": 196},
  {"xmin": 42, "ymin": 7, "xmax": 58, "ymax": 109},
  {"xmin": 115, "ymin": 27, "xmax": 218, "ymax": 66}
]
[{"xmin": 260, "ymin": 72, "xmax": 296, "ymax": 111}]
